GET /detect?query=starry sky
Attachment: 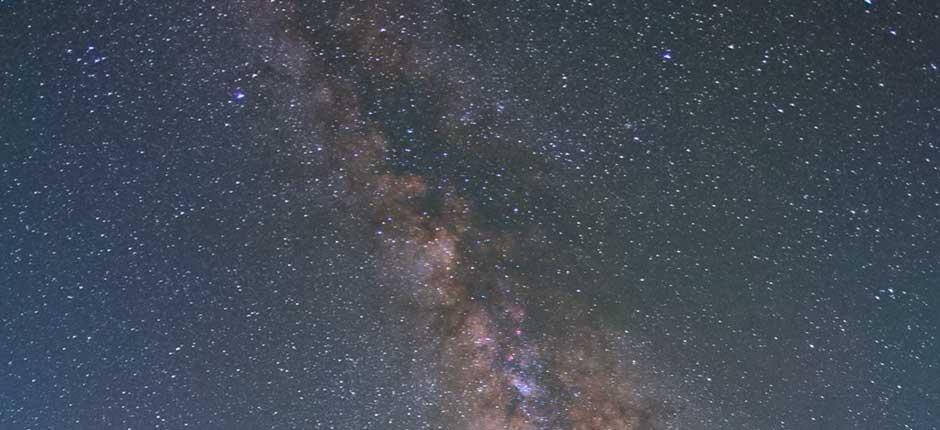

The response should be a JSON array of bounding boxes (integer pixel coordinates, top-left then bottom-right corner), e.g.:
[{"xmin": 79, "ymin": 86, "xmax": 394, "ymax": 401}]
[{"xmin": 1, "ymin": 1, "xmax": 939, "ymax": 429}]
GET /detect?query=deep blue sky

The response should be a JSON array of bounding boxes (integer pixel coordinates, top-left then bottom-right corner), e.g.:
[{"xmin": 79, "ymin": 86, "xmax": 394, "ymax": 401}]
[{"xmin": 2, "ymin": 1, "xmax": 938, "ymax": 429}]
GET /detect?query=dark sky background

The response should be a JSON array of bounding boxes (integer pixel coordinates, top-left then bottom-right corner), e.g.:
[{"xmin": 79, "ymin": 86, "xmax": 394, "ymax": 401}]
[{"xmin": 2, "ymin": 1, "xmax": 939, "ymax": 429}]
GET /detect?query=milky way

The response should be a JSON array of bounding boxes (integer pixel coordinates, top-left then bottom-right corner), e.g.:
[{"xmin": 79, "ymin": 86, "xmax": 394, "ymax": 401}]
[
  {"xmin": 333, "ymin": 128, "xmax": 664, "ymax": 429},
  {"xmin": 243, "ymin": 1, "xmax": 669, "ymax": 428},
  {"xmin": 5, "ymin": 0, "xmax": 937, "ymax": 428}
]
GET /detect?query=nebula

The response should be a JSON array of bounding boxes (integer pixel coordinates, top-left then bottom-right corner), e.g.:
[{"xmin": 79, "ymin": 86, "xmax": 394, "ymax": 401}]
[{"xmin": 244, "ymin": 1, "xmax": 669, "ymax": 428}]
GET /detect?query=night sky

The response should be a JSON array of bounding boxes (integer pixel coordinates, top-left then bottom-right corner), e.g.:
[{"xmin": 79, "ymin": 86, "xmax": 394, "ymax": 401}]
[{"xmin": 2, "ymin": 1, "xmax": 939, "ymax": 429}]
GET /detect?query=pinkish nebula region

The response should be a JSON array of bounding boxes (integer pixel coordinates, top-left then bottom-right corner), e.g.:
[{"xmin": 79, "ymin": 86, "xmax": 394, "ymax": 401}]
[{"xmin": 248, "ymin": 1, "xmax": 669, "ymax": 428}]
